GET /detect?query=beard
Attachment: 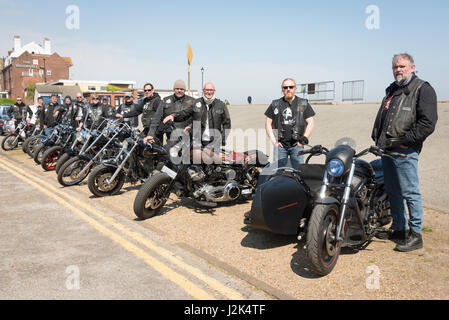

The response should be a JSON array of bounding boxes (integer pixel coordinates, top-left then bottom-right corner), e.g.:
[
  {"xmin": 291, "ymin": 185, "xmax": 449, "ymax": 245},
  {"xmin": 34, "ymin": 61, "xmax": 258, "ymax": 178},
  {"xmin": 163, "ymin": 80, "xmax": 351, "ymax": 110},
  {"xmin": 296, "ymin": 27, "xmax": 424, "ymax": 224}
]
[{"xmin": 395, "ymin": 71, "xmax": 413, "ymax": 84}]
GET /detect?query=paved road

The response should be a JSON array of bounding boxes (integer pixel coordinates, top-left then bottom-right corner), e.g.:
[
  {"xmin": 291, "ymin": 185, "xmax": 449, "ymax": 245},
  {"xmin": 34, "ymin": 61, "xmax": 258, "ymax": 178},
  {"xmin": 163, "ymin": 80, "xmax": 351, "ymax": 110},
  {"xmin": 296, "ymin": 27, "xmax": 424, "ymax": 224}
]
[
  {"xmin": 0, "ymin": 155, "xmax": 269, "ymax": 300},
  {"xmin": 227, "ymin": 102, "xmax": 449, "ymax": 213}
]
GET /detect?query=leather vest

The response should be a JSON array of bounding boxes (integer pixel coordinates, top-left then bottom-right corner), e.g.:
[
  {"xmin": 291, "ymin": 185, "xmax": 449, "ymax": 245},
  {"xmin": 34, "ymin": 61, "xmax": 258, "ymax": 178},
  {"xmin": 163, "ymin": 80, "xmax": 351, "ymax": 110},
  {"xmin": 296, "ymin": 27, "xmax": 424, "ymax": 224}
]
[
  {"xmin": 120, "ymin": 103, "xmax": 138, "ymax": 127},
  {"xmin": 271, "ymin": 97, "xmax": 308, "ymax": 141},
  {"xmin": 378, "ymin": 76, "xmax": 425, "ymax": 139},
  {"xmin": 141, "ymin": 97, "xmax": 160, "ymax": 128},
  {"xmin": 10, "ymin": 103, "xmax": 27, "ymax": 120}
]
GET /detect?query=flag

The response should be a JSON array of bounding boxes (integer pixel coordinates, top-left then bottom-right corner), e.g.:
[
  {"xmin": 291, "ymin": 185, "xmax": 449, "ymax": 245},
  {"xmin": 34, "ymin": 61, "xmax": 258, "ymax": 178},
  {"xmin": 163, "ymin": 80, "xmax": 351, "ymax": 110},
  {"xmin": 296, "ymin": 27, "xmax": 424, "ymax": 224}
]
[{"xmin": 187, "ymin": 44, "xmax": 193, "ymax": 65}]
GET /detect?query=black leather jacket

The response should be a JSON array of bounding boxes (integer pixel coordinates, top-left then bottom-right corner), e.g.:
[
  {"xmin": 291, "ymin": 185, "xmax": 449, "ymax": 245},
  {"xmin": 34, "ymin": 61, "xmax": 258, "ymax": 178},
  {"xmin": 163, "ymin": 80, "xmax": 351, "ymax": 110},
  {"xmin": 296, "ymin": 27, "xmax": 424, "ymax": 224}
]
[{"xmin": 8, "ymin": 102, "xmax": 33, "ymax": 121}]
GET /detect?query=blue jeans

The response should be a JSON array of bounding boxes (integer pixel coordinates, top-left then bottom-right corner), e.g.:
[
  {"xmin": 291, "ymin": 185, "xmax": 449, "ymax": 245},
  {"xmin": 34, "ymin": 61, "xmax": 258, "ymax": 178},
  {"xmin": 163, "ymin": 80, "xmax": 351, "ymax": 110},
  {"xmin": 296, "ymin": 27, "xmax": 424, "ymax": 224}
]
[
  {"xmin": 381, "ymin": 147, "xmax": 423, "ymax": 233},
  {"xmin": 272, "ymin": 144, "xmax": 304, "ymax": 169},
  {"xmin": 44, "ymin": 127, "xmax": 54, "ymax": 137}
]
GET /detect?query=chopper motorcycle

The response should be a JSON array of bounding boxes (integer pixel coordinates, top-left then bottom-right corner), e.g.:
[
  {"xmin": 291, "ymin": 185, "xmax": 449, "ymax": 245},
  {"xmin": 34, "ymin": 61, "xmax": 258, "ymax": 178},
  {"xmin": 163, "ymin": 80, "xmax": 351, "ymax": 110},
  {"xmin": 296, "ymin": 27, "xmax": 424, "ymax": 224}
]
[
  {"xmin": 245, "ymin": 140, "xmax": 405, "ymax": 276},
  {"xmin": 133, "ymin": 123, "xmax": 269, "ymax": 220}
]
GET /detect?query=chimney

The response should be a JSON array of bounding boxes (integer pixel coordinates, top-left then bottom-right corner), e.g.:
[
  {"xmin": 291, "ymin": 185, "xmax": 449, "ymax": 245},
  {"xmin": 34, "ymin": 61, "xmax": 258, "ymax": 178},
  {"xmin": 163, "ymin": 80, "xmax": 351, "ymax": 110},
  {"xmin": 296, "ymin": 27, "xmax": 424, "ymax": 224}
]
[
  {"xmin": 14, "ymin": 35, "xmax": 21, "ymax": 51},
  {"xmin": 44, "ymin": 37, "xmax": 51, "ymax": 54}
]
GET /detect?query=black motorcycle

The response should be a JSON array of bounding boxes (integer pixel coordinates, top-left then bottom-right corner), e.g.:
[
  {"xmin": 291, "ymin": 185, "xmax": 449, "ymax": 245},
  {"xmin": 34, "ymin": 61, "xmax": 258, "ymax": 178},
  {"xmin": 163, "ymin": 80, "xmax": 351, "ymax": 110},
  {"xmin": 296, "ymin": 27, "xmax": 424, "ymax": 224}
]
[
  {"xmin": 57, "ymin": 120, "xmax": 127, "ymax": 187},
  {"xmin": 246, "ymin": 139, "xmax": 405, "ymax": 276},
  {"xmin": 133, "ymin": 127, "xmax": 268, "ymax": 220},
  {"xmin": 87, "ymin": 128, "xmax": 168, "ymax": 197}
]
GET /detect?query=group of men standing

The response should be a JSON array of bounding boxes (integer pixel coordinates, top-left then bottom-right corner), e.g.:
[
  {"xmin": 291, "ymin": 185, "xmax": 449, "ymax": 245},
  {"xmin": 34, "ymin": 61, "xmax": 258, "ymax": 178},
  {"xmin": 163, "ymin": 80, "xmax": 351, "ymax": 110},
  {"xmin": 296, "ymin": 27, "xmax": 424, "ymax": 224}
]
[{"xmin": 7, "ymin": 52, "xmax": 438, "ymax": 253}]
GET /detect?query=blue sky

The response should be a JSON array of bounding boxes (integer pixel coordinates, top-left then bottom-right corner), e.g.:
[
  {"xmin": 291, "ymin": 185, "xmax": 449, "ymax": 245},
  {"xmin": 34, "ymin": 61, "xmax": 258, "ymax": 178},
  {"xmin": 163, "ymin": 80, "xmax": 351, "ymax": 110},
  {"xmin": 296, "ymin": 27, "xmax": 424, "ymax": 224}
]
[{"xmin": 1, "ymin": 0, "xmax": 448, "ymax": 103}]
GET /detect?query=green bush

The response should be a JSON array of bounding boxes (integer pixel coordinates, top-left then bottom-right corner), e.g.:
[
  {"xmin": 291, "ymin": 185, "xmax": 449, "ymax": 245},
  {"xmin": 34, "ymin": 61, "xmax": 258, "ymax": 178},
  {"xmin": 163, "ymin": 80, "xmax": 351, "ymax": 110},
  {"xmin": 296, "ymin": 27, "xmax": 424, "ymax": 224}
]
[
  {"xmin": 0, "ymin": 98, "xmax": 16, "ymax": 105},
  {"xmin": 106, "ymin": 85, "xmax": 122, "ymax": 92}
]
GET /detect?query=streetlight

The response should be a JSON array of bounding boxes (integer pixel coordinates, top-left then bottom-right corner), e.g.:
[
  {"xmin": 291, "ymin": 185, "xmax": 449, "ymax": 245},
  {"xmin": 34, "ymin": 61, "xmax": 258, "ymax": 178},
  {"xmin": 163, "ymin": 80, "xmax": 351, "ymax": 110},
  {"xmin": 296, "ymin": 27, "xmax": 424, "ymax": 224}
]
[{"xmin": 201, "ymin": 67, "xmax": 204, "ymax": 94}]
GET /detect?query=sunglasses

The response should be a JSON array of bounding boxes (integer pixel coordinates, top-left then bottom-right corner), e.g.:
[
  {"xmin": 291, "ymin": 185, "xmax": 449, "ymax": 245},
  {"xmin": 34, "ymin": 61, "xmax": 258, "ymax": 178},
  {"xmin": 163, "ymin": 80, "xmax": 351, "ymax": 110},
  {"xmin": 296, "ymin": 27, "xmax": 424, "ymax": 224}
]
[
  {"xmin": 144, "ymin": 89, "xmax": 153, "ymax": 92},
  {"xmin": 282, "ymin": 86, "xmax": 295, "ymax": 90}
]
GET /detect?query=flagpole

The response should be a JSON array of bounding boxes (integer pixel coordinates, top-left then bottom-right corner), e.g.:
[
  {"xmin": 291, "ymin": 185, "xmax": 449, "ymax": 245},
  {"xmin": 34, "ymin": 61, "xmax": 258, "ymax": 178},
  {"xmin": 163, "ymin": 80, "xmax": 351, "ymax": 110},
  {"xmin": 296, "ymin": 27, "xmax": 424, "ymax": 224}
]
[{"xmin": 188, "ymin": 64, "xmax": 191, "ymax": 96}]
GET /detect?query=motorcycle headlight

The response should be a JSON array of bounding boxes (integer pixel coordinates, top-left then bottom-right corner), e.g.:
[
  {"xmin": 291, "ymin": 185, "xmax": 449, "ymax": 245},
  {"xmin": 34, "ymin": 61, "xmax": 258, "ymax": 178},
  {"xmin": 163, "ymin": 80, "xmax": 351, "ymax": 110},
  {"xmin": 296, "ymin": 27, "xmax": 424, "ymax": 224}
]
[{"xmin": 327, "ymin": 159, "xmax": 344, "ymax": 177}]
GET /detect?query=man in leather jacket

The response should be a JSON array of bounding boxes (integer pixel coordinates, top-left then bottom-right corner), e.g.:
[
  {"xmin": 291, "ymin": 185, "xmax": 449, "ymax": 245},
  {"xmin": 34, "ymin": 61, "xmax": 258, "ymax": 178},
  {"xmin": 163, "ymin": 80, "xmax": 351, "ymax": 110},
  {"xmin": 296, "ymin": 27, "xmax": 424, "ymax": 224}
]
[
  {"xmin": 55, "ymin": 96, "xmax": 82, "ymax": 129},
  {"xmin": 40, "ymin": 94, "xmax": 60, "ymax": 136},
  {"xmin": 146, "ymin": 80, "xmax": 194, "ymax": 144},
  {"xmin": 8, "ymin": 97, "xmax": 33, "ymax": 126},
  {"xmin": 265, "ymin": 78, "xmax": 315, "ymax": 169},
  {"xmin": 116, "ymin": 92, "xmax": 141, "ymax": 129},
  {"xmin": 101, "ymin": 96, "xmax": 116, "ymax": 120},
  {"xmin": 163, "ymin": 82, "xmax": 231, "ymax": 164},
  {"xmin": 78, "ymin": 94, "xmax": 110, "ymax": 130},
  {"xmin": 372, "ymin": 53, "xmax": 438, "ymax": 252}
]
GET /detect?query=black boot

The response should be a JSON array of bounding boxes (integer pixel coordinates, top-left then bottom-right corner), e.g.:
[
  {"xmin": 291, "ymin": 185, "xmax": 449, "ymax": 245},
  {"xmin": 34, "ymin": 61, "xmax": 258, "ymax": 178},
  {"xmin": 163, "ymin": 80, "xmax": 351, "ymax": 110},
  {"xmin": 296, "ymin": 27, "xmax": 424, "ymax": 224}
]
[
  {"xmin": 394, "ymin": 230, "xmax": 423, "ymax": 252},
  {"xmin": 375, "ymin": 228, "xmax": 407, "ymax": 242}
]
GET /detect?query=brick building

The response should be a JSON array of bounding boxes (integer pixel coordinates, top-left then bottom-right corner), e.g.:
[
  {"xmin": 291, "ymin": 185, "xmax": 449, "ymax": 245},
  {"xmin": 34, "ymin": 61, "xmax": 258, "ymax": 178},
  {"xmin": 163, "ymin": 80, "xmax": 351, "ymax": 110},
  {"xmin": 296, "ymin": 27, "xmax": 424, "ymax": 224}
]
[{"xmin": 0, "ymin": 36, "xmax": 72, "ymax": 101}]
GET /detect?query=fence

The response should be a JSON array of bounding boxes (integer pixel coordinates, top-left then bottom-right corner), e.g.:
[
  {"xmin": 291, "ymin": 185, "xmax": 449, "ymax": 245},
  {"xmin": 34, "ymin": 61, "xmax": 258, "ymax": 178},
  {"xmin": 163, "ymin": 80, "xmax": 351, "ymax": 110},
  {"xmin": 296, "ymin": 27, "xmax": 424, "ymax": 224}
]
[{"xmin": 342, "ymin": 80, "xmax": 365, "ymax": 102}]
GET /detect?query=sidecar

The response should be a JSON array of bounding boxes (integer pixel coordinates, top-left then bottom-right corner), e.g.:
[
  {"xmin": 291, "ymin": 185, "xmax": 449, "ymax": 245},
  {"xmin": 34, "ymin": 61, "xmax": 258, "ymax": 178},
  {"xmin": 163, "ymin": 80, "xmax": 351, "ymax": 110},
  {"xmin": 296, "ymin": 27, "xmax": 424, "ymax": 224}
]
[{"xmin": 244, "ymin": 163, "xmax": 325, "ymax": 235}]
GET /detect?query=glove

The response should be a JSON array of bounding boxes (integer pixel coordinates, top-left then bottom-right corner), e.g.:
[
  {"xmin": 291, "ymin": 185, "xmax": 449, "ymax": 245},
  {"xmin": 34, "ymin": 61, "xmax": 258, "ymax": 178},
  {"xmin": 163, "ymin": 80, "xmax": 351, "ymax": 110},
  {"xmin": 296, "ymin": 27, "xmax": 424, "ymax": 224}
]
[
  {"xmin": 384, "ymin": 137, "xmax": 404, "ymax": 149},
  {"xmin": 297, "ymin": 136, "xmax": 309, "ymax": 145}
]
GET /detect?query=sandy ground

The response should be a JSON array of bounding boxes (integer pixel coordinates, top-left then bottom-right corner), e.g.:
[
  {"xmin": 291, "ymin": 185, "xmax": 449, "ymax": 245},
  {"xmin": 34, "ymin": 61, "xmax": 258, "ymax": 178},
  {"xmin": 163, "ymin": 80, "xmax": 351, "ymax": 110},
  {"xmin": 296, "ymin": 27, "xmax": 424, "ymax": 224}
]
[{"xmin": 1, "ymin": 102, "xmax": 448, "ymax": 300}]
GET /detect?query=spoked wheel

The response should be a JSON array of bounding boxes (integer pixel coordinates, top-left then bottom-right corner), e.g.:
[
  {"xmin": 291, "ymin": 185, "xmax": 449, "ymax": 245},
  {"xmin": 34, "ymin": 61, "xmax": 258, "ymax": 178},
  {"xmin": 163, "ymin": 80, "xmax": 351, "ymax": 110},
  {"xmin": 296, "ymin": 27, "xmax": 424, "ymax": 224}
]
[
  {"xmin": 1, "ymin": 135, "xmax": 19, "ymax": 151},
  {"xmin": 87, "ymin": 164, "xmax": 125, "ymax": 197},
  {"xmin": 306, "ymin": 204, "xmax": 342, "ymax": 276},
  {"xmin": 55, "ymin": 153, "xmax": 72, "ymax": 174},
  {"xmin": 57, "ymin": 157, "xmax": 91, "ymax": 187},
  {"xmin": 27, "ymin": 136, "xmax": 43, "ymax": 157},
  {"xmin": 41, "ymin": 146, "xmax": 63, "ymax": 171},
  {"xmin": 22, "ymin": 136, "xmax": 34, "ymax": 153},
  {"xmin": 33, "ymin": 144, "xmax": 47, "ymax": 164},
  {"xmin": 133, "ymin": 173, "xmax": 171, "ymax": 220}
]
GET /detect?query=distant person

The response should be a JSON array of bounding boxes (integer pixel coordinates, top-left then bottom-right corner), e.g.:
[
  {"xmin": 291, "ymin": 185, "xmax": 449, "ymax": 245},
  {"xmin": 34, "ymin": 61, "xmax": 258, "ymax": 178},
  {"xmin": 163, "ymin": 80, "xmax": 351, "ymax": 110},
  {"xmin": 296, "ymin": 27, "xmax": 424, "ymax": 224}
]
[
  {"xmin": 265, "ymin": 78, "xmax": 315, "ymax": 169},
  {"xmin": 32, "ymin": 97, "xmax": 45, "ymax": 126},
  {"xmin": 372, "ymin": 53, "xmax": 438, "ymax": 252},
  {"xmin": 247, "ymin": 96, "xmax": 252, "ymax": 104},
  {"xmin": 8, "ymin": 96, "xmax": 33, "ymax": 125},
  {"xmin": 147, "ymin": 80, "xmax": 194, "ymax": 144}
]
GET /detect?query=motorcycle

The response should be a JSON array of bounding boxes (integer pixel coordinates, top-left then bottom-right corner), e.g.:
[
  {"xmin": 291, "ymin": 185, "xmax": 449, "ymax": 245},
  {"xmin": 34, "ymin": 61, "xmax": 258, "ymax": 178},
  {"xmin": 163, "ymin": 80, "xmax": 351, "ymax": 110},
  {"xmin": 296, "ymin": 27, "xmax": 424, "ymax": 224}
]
[
  {"xmin": 133, "ymin": 124, "xmax": 269, "ymax": 220},
  {"xmin": 87, "ymin": 127, "xmax": 169, "ymax": 197},
  {"xmin": 245, "ymin": 139, "xmax": 405, "ymax": 276},
  {"xmin": 57, "ymin": 119, "xmax": 127, "ymax": 187},
  {"xmin": 1, "ymin": 120, "xmax": 35, "ymax": 151}
]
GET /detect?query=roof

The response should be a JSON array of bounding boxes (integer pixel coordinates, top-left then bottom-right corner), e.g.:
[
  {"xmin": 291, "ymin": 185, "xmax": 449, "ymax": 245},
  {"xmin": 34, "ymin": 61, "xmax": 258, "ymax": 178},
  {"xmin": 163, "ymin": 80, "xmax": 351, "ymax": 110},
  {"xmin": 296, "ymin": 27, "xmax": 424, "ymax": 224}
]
[{"xmin": 35, "ymin": 83, "xmax": 82, "ymax": 98}]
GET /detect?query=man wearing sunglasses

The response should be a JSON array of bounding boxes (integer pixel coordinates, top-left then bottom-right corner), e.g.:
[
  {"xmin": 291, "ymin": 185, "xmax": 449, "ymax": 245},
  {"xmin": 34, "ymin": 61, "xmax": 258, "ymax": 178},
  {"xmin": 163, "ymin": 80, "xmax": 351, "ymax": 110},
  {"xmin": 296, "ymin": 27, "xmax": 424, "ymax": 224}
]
[
  {"xmin": 265, "ymin": 78, "xmax": 315, "ymax": 169},
  {"xmin": 146, "ymin": 80, "xmax": 194, "ymax": 145},
  {"xmin": 116, "ymin": 83, "xmax": 162, "ymax": 141},
  {"xmin": 78, "ymin": 94, "xmax": 110, "ymax": 130},
  {"xmin": 8, "ymin": 96, "xmax": 33, "ymax": 126}
]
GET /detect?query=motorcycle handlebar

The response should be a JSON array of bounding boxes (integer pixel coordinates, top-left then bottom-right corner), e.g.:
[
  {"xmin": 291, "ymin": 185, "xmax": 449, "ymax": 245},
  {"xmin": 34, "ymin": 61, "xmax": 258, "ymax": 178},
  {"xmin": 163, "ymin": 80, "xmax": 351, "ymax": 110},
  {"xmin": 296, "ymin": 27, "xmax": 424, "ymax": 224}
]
[{"xmin": 298, "ymin": 144, "xmax": 329, "ymax": 156}]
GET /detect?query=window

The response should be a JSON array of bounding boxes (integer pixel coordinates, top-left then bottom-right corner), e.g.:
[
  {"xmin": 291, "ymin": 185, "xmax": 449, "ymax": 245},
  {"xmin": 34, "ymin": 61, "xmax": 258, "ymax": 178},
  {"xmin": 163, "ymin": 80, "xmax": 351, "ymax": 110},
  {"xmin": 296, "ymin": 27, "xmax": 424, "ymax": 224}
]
[
  {"xmin": 47, "ymin": 70, "xmax": 52, "ymax": 76},
  {"xmin": 33, "ymin": 59, "xmax": 38, "ymax": 65},
  {"xmin": 88, "ymin": 86, "xmax": 96, "ymax": 91},
  {"xmin": 100, "ymin": 86, "xmax": 107, "ymax": 91},
  {"xmin": 29, "ymin": 69, "xmax": 33, "ymax": 76}
]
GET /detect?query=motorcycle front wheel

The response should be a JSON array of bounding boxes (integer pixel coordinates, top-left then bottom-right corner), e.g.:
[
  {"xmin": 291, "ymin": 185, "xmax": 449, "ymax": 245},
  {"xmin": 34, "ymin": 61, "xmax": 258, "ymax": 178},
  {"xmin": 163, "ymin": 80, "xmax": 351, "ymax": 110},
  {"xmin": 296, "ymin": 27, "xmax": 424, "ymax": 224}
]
[
  {"xmin": 33, "ymin": 143, "xmax": 47, "ymax": 164},
  {"xmin": 55, "ymin": 153, "xmax": 72, "ymax": 174},
  {"xmin": 1, "ymin": 134, "xmax": 19, "ymax": 151},
  {"xmin": 41, "ymin": 146, "xmax": 63, "ymax": 171},
  {"xmin": 58, "ymin": 156, "xmax": 91, "ymax": 187},
  {"xmin": 306, "ymin": 204, "xmax": 341, "ymax": 276},
  {"xmin": 26, "ymin": 136, "xmax": 43, "ymax": 157},
  {"xmin": 87, "ymin": 164, "xmax": 125, "ymax": 197},
  {"xmin": 133, "ymin": 173, "xmax": 171, "ymax": 220}
]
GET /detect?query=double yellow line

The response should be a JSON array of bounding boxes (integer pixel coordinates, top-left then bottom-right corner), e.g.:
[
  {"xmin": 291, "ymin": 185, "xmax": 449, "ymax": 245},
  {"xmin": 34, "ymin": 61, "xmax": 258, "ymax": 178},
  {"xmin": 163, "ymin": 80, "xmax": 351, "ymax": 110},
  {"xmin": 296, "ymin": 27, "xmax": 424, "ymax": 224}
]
[{"xmin": 0, "ymin": 156, "xmax": 245, "ymax": 300}]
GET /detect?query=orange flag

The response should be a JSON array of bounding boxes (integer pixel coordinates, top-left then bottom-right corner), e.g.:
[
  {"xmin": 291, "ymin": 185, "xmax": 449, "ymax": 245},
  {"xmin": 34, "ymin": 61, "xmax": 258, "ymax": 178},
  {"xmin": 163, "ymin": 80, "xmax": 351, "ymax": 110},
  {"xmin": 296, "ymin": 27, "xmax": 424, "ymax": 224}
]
[{"xmin": 187, "ymin": 44, "xmax": 193, "ymax": 65}]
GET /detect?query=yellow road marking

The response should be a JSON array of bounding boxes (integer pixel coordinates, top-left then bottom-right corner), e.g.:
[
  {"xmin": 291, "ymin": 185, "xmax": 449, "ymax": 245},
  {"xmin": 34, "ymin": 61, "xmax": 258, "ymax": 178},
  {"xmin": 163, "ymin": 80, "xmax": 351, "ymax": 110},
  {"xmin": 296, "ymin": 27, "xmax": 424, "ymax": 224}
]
[
  {"xmin": 0, "ymin": 159, "xmax": 214, "ymax": 300},
  {"xmin": 0, "ymin": 156, "xmax": 246, "ymax": 300}
]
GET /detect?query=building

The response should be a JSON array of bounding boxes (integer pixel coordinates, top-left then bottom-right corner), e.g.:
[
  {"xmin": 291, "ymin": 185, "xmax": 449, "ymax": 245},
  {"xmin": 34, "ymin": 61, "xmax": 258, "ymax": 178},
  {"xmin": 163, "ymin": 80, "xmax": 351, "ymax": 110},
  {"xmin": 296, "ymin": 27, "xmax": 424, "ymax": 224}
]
[{"xmin": 0, "ymin": 36, "xmax": 72, "ymax": 101}]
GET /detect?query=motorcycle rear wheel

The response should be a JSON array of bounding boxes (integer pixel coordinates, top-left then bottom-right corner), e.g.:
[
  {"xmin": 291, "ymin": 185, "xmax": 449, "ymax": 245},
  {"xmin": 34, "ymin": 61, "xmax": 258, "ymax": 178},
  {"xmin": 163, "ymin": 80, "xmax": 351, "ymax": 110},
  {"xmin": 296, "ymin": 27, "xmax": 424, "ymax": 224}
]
[
  {"xmin": 133, "ymin": 173, "xmax": 171, "ymax": 220},
  {"xmin": 41, "ymin": 146, "xmax": 63, "ymax": 171},
  {"xmin": 306, "ymin": 204, "xmax": 341, "ymax": 276},
  {"xmin": 87, "ymin": 164, "xmax": 125, "ymax": 197},
  {"xmin": 1, "ymin": 135, "xmax": 19, "ymax": 151}
]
